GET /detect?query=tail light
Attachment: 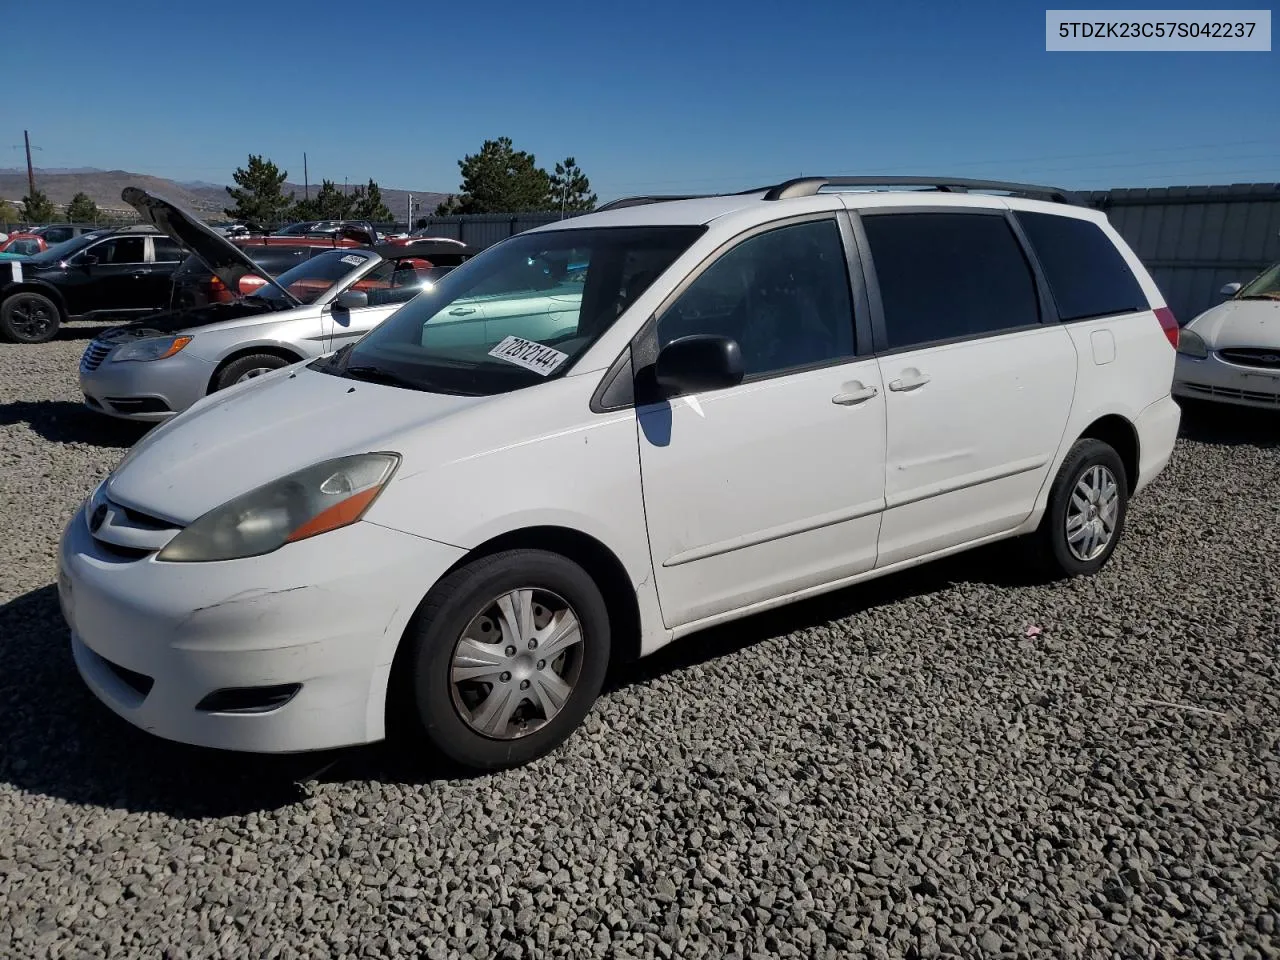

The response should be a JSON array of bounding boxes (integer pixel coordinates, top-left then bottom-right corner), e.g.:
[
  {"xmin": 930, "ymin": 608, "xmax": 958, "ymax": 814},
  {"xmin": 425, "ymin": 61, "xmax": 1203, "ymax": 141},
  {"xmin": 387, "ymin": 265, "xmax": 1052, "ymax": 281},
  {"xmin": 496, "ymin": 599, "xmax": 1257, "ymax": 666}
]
[
  {"xmin": 207, "ymin": 275, "xmax": 233, "ymax": 304},
  {"xmin": 1154, "ymin": 307, "xmax": 1178, "ymax": 350}
]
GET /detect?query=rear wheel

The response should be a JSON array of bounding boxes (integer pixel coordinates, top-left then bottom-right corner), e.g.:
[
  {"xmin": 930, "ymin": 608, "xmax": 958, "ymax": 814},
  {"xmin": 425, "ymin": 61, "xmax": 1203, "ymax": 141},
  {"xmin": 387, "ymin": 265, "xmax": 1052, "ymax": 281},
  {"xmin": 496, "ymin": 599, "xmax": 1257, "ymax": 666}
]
[
  {"xmin": 212, "ymin": 353, "xmax": 291, "ymax": 392},
  {"xmin": 399, "ymin": 549, "xmax": 611, "ymax": 771},
  {"xmin": 0, "ymin": 292, "xmax": 62, "ymax": 343},
  {"xmin": 1032, "ymin": 438, "xmax": 1129, "ymax": 578}
]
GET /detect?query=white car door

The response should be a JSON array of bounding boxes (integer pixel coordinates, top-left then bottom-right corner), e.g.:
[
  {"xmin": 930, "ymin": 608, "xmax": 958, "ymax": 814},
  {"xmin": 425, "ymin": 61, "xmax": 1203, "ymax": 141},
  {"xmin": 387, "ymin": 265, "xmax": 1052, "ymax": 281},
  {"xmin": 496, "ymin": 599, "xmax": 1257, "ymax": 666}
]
[
  {"xmin": 855, "ymin": 209, "xmax": 1076, "ymax": 568},
  {"xmin": 635, "ymin": 216, "xmax": 887, "ymax": 629}
]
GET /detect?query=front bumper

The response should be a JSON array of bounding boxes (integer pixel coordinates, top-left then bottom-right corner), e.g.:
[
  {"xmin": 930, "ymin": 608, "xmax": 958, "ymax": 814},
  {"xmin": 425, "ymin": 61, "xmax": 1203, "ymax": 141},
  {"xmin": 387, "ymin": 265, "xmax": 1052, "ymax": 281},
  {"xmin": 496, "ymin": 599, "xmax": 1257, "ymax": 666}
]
[
  {"xmin": 79, "ymin": 345, "xmax": 216, "ymax": 422},
  {"xmin": 58, "ymin": 504, "xmax": 465, "ymax": 753},
  {"xmin": 1173, "ymin": 353, "xmax": 1280, "ymax": 410}
]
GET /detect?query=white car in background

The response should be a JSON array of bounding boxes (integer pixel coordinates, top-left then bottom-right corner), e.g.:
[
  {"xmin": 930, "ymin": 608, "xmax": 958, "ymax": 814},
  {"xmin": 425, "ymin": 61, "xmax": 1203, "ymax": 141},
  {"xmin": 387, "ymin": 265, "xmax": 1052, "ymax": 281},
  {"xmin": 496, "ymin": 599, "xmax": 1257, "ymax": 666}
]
[{"xmin": 1174, "ymin": 262, "xmax": 1280, "ymax": 410}]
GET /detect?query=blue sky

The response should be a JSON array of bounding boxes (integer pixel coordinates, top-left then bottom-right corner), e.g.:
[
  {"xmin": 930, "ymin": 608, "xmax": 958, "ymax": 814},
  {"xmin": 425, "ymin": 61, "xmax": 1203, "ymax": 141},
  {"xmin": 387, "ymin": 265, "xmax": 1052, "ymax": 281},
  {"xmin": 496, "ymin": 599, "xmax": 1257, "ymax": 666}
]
[{"xmin": 7, "ymin": 0, "xmax": 1277, "ymax": 198}]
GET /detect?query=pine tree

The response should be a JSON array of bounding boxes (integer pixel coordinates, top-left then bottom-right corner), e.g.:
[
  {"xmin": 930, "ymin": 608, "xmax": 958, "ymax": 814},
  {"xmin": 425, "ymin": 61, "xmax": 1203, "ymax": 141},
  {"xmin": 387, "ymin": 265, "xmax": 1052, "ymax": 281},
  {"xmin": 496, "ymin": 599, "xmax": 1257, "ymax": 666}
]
[
  {"xmin": 66, "ymin": 192, "xmax": 99, "ymax": 223},
  {"xmin": 21, "ymin": 189, "xmax": 56, "ymax": 223},
  {"xmin": 349, "ymin": 179, "xmax": 393, "ymax": 221},
  {"xmin": 444, "ymin": 137, "xmax": 552, "ymax": 214},
  {"xmin": 224, "ymin": 154, "xmax": 294, "ymax": 228},
  {"xmin": 549, "ymin": 157, "xmax": 597, "ymax": 213}
]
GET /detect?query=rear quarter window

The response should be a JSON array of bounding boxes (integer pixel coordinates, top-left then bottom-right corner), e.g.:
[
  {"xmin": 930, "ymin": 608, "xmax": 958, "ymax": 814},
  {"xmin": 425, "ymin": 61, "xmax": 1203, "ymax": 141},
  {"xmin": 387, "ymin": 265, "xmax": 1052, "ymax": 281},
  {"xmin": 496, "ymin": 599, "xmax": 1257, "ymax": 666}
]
[{"xmin": 1014, "ymin": 211, "xmax": 1148, "ymax": 322}]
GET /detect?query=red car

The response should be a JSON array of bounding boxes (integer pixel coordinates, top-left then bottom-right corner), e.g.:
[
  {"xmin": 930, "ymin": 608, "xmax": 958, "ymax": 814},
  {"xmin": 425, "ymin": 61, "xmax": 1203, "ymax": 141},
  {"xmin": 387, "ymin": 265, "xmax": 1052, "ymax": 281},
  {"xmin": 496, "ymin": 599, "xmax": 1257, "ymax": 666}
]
[{"xmin": 0, "ymin": 234, "xmax": 48, "ymax": 257}]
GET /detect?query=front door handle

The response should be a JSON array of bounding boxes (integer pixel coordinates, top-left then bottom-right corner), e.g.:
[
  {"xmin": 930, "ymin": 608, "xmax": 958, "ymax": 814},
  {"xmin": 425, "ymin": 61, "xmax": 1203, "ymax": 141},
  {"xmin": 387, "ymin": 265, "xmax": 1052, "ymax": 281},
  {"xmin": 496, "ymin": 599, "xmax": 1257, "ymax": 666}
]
[
  {"xmin": 888, "ymin": 368, "xmax": 930, "ymax": 392},
  {"xmin": 449, "ymin": 306, "xmax": 476, "ymax": 316},
  {"xmin": 832, "ymin": 384, "xmax": 879, "ymax": 406}
]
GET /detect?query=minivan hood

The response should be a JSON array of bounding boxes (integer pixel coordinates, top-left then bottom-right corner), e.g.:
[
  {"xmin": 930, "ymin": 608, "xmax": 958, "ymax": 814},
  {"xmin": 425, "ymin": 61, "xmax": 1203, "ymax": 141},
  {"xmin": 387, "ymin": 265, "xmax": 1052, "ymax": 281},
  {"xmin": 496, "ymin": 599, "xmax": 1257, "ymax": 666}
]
[
  {"xmin": 106, "ymin": 365, "xmax": 483, "ymax": 524},
  {"xmin": 1187, "ymin": 298, "xmax": 1280, "ymax": 349},
  {"xmin": 122, "ymin": 187, "xmax": 299, "ymax": 306}
]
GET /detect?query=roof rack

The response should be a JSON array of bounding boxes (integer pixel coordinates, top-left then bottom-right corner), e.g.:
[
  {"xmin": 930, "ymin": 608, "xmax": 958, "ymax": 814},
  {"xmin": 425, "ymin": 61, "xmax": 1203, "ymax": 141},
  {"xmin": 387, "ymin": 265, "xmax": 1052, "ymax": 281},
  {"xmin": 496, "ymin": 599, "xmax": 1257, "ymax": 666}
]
[
  {"xmin": 761, "ymin": 177, "xmax": 1081, "ymax": 205},
  {"xmin": 594, "ymin": 185, "xmax": 771, "ymax": 213}
]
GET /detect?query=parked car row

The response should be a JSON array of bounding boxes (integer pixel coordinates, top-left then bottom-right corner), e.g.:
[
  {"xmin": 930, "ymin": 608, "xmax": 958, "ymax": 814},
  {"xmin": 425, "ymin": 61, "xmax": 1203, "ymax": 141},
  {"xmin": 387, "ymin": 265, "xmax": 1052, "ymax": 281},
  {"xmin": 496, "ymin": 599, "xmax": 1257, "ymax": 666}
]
[
  {"xmin": 78, "ymin": 189, "xmax": 477, "ymax": 420},
  {"xmin": 0, "ymin": 201, "xmax": 474, "ymax": 344},
  {"xmin": 55, "ymin": 176, "xmax": 1193, "ymax": 772}
]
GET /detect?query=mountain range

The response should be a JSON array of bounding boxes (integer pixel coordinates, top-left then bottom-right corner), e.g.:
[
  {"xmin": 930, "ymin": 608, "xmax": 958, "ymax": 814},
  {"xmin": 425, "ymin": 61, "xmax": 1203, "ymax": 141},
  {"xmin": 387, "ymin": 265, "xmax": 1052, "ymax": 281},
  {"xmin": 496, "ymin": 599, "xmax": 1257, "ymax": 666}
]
[{"xmin": 0, "ymin": 167, "xmax": 450, "ymax": 222}]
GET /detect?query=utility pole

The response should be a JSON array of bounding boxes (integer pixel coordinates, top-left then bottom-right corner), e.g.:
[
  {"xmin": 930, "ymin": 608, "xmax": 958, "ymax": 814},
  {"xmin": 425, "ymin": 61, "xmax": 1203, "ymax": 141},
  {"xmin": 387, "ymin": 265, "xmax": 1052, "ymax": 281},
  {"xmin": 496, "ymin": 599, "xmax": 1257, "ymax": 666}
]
[
  {"xmin": 304, "ymin": 152, "xmax": 309, "ymax": 200},
  {"xmin": 406, "ymin": 194, "xmax": 412, "ymax": 230},
  {"xmin": 24, "ymin": 130, "xmax": 36, "ymax": 198}
]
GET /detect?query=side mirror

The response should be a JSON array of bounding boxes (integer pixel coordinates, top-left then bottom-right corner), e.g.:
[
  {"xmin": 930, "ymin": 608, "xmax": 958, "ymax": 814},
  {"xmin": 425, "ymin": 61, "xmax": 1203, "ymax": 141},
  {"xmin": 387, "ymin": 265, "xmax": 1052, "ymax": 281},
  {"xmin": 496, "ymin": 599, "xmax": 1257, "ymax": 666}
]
[
  {"xmin": 654, "ymin": 334, "xmax": 745, "ymax": 395},
  {"xmin": 1219, "ymin": 282, "xmax": 1242, "ymax": 297},
  {"xmin": 333, "ymin": 289, "xmax": 368, "ymax": 310},
  {"xmin": 80, "ymin": 252, "xmax": 99, "ymax": 266}
]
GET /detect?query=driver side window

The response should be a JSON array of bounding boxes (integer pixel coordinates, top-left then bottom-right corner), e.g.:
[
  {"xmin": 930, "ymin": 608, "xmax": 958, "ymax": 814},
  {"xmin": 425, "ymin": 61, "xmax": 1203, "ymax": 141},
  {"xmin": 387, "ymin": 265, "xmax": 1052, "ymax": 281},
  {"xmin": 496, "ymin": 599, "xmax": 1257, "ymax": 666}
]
[
  {"xmin": 656, "ymin": 219, "xmax": 856, "ymax": 379},
  {"xmin": 86, "ymin": 237, "xmax": 146, "ymax": 265}
]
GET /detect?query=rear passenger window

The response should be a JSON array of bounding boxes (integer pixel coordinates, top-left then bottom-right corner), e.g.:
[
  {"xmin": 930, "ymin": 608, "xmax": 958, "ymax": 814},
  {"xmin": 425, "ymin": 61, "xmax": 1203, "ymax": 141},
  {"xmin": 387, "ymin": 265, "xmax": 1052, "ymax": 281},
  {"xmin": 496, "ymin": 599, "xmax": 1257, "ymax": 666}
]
[
  {"xmin": 152, "ymin": 238, "xmax": 185, "ymax": 262},
  {"xmin": 862, "ymin": 213, "xmax": 1040, "ymax": 351},
  {"xmin": 1014, "ymin": 212, "xmax": 1147, "ymax": 321}
]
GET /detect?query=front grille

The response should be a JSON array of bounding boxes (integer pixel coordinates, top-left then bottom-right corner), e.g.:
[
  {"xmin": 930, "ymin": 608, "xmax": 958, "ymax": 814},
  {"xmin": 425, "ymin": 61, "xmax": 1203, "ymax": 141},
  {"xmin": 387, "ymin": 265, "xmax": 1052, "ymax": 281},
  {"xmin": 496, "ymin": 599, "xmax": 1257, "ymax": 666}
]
[
  {"xmin": 80, "ymin": 341, "xmax": 112, "ymax": 372},
  {"xmin": 102, "ymin": 657, "xmax": 155, "ymax": 698},
  {"xmin": 1180, "ymin": 382, "xmax": 1280, "ymax": 405},
  {"xmin": 1218, "ymin": 348, "xmax": 1280, "ymax": 370}
]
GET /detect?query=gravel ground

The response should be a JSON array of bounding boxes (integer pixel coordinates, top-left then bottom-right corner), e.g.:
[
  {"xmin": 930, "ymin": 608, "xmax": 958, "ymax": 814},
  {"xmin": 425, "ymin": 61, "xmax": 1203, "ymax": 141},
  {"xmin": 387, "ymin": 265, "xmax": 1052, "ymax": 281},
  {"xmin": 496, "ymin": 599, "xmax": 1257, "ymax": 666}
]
[{"xmin": 1, "ymin": 321, "xmax": 1278, "ymax": 960}]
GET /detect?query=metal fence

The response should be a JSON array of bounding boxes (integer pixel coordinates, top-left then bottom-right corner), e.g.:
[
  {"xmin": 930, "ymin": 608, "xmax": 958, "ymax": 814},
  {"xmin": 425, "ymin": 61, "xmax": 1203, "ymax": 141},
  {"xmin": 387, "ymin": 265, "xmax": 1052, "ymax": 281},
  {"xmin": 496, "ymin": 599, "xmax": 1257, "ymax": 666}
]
[
  {"xmin": 407, "ymin": 212, "xmax": 575, "ymax": 248},
  {"xmin": 1084, "ymin": 183, "xmax": 1280, "ymax": 324}
]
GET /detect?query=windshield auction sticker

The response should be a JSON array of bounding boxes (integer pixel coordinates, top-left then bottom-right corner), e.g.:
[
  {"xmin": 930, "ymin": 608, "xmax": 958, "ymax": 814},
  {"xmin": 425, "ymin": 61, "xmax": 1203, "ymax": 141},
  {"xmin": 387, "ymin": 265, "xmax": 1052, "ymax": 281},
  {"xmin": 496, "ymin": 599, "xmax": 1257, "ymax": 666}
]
[
  {"xmin": 340, "ymin": 254, "xmax": 369, "ymax": 267},
  {"xmin": 488, "ymin": 335, "xmax": 569, "ymax": 376}
]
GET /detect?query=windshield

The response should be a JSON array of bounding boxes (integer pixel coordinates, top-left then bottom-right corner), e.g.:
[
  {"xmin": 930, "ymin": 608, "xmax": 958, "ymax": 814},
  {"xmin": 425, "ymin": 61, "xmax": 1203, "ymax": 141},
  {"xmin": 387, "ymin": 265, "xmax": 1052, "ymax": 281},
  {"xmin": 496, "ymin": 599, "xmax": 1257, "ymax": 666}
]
[
  {"xmin": 250, "ymin": 248, "xmax": 379, "ymax": 305},
  {"xmin": 26, "ymin": 232, "xmax": 100, "ymax": 264},
  {"xmin": 1236, "ymin": 262, "xmax": 1280, "ymax": 301},
  {"xmin": 276, "ymin": 221, "xmax": 319, "ymax": 235},
  {"xmin": 324, "ymin": 225, "xmax": 705, "ymax": 396}
]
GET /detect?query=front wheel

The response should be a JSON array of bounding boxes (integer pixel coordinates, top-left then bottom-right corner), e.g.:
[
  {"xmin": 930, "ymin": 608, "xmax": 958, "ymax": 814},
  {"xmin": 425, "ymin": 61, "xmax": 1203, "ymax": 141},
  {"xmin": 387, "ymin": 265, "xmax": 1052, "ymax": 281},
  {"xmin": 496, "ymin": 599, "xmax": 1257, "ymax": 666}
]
[
  {"xmin": 0, "ymin": 292, "xmax": 62, "ymax": 343},
  {"xmin": 1032, "ymin": 438, "xmax": 1129, "ymax": 578},
  {"xmin": 400, "ymin": 549, "xmax": 611, "ymax": 771},
  {"xmin": 212, "ymin": 352, "xmax": 291, "ymax": 392}
]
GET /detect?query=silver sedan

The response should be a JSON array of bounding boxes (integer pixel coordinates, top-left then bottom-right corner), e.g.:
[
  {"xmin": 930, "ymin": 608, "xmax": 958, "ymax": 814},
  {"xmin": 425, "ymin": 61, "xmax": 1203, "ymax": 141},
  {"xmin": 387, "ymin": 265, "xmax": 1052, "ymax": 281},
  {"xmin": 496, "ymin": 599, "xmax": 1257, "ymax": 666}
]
[{"xmin": 79, "ymin": 247, "xmax": 441, "ymax": 422}]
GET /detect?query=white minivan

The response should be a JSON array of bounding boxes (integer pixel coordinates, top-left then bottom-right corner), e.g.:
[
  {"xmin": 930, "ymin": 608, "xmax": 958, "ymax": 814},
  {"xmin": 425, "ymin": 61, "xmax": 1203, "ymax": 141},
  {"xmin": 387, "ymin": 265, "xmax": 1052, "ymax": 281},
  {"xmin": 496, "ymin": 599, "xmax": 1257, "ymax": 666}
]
[{"xmin": 57, "ymin": 177, "xmax": 1182, "ymax": 771}]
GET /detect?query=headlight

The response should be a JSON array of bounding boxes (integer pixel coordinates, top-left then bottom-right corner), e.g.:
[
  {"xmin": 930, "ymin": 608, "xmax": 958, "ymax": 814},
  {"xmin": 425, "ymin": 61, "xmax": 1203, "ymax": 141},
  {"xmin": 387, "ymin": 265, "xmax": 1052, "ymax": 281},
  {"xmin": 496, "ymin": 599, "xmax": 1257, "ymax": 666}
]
[
  {"xmin": 1177, "ymin": 329, "xmax": 1209, "ymax": 359},
  {"xmin": 109, "ymin": 335, "xmax": 192, "ymax": 363},
  {"xmin": 156, "ymin": 453, "xmax": 399, "ymax": 563}
]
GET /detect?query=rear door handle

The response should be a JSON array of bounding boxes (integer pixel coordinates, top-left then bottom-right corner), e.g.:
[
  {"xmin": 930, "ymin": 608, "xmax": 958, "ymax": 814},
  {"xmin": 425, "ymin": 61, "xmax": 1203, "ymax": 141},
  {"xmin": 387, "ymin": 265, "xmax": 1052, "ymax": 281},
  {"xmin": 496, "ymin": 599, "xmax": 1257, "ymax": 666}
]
[
  {"xmin": 449, "ymin": 306, "xmax": 476, "ymax": 316},
  {"xmin": 888, "ymin": 369, "xmax": 930, "ymax": 392},
  {"xmin": 832, "ymin": 383, "xmax": 879, "ymax": 406}
]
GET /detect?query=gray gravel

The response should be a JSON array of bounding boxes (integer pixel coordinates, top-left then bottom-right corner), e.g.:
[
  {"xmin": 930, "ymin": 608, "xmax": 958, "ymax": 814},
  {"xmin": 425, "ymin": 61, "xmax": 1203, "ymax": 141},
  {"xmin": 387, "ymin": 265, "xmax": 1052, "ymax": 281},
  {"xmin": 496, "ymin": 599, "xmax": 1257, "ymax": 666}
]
[{"xmin": 1, "ymin": 322, "xmax": 1278, "ymax": 959}]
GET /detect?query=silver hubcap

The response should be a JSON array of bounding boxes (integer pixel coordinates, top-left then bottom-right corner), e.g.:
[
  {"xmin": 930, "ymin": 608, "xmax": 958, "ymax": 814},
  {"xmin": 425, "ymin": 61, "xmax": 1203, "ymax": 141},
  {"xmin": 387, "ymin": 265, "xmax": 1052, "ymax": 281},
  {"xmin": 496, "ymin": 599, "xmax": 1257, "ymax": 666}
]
[
  {"xmin": 235, "ymin": 366, "xmax": 275, "ymax": 383},
  {"xmin": 449, "ymin": 588, "xmax": 584, "ymax": 741},
  {"xmin": 1066, "ymin": 464, "xmax": 1120, "ymax": 562}
]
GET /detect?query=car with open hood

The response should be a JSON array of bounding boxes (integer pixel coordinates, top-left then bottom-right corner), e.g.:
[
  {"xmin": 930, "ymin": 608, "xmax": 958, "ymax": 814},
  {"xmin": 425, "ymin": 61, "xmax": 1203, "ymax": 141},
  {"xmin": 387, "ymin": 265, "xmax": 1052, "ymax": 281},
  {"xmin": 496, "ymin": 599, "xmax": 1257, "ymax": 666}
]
[
  {"xmin": 1173, "ymin": 262, "xmax": 1280, "ymax": 410},
  {"xmin": 57, "ymin": 176, "xmax": 1181, "ymax": 772},
  {"xmin": 78, "ymin": 188, "xmax": 477, "ymax": 421}
]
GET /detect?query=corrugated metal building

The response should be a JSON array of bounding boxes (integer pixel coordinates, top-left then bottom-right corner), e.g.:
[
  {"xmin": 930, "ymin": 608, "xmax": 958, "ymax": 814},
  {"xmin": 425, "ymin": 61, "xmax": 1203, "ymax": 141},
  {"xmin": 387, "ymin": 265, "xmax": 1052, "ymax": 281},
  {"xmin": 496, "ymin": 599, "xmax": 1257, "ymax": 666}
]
[{"xmin": 1084, "ymin": 183, "xmax": 1280, "ymax": 324}]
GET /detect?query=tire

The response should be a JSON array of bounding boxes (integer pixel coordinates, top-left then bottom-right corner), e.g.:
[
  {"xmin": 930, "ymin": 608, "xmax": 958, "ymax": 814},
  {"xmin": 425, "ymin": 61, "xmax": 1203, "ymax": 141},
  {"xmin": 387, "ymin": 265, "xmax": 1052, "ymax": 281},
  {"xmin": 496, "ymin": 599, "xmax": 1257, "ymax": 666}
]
[
  {"xmin": 399, "ymin": 549, "xmax": 611, "ymax": 771},
  {"xmin": 1031, "ymin": 438, "xmax": 1129, "ymax": 579},
  {"xmin": 212, "ymin": 352, "xmax": 291, "ymax": 392},
  {"xmin": 0, "ymin": 292, "xmax": 62, "ymax": 344}
]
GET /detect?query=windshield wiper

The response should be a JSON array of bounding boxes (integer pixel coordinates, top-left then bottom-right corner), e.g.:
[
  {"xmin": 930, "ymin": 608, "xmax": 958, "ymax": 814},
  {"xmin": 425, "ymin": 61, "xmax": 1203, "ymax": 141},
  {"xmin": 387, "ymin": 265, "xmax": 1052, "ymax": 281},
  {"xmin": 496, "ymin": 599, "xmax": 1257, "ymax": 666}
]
[
  {"xmin": 1235, "ymin": 294, "xmax": 1280, "ymax": 301},
  {"xmin": 344, "ymin": 364, "xmax": 425, "ymax": 391}
]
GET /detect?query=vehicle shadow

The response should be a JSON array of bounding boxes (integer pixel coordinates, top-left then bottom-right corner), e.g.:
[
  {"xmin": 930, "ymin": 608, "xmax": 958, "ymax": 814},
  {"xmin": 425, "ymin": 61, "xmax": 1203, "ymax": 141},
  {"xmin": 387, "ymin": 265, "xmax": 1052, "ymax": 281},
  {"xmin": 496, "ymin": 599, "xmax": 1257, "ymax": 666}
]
[
  {"xmin": 55, "ymin": 322, "xmax": 116, "ymax": 342},
  {"xmin": 0, "ymin": 543, "xmax": 1029, "ymax": 814},
  {"xmin": 0, "ymin": 400, "xmax": 150, "ymax": 448},
  {"xmin": 1176, "ymin": 399, "xmax": 1279, "ymax": 448}
]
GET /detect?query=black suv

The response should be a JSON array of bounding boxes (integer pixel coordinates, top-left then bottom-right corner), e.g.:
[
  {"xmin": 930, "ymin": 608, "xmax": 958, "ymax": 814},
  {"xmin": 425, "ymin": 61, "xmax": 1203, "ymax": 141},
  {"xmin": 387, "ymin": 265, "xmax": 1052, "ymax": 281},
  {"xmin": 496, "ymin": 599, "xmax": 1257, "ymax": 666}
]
[{"xmin": 0, "ymin": 226, "xmax": 188, "ymax": 343}]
